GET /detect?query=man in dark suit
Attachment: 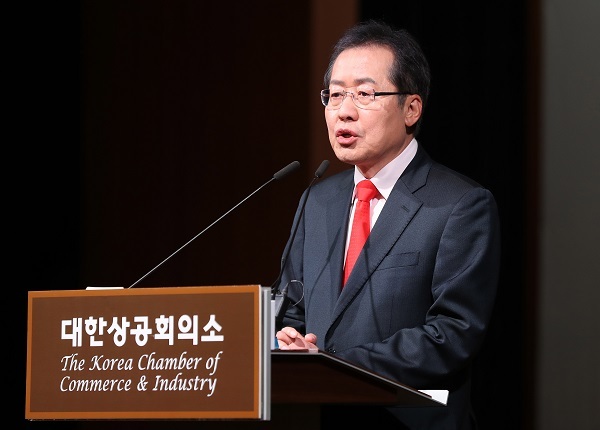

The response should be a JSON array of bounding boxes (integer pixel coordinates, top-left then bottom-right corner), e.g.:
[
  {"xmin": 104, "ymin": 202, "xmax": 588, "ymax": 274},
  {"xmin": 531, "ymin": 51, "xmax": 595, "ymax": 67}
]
[{"xmin": 275, "ymin": 20, "xmax": 501, "ymax": 429}]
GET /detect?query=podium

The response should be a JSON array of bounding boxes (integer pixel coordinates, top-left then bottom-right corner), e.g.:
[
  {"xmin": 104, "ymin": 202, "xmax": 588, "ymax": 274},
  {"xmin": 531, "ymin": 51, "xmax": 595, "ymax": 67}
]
[
  {"xmin": 271, "ymin": 350, "xmax": 439, "ymax": 406},
  {"xmin": 26, "ymin": 286, "xmax": 443, "ymax": 429}
]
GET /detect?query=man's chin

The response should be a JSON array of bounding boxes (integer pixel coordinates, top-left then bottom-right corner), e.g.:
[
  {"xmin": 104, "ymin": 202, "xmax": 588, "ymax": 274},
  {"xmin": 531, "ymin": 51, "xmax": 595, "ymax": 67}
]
[{"xmin": 333, "ymin": 147, "xmax": 359, "ymax": 164}]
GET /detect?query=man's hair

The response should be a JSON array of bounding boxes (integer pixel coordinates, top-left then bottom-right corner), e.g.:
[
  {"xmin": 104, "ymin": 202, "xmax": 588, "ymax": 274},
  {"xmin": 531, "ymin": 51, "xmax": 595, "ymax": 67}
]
[{"xmin": 323, "ymin": 20, "xmax": 431, "ymax": 134}]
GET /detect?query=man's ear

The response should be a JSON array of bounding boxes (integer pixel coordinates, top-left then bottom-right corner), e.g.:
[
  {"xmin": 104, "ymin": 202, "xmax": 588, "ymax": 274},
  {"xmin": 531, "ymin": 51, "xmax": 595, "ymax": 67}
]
[{"xmin": 404, "ymin": 94, "xmax": 423, "ymax": 127}]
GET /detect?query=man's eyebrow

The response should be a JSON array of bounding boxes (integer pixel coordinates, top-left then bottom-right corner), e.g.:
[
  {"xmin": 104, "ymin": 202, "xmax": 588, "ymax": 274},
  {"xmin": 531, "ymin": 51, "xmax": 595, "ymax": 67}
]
[{"xmin": 329, "ymin": 77, "xmax": 377, "ymax": 87}]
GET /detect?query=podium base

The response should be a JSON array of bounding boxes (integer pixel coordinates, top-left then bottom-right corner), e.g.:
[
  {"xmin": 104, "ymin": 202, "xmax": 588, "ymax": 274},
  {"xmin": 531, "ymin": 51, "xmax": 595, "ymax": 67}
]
[{"xmin": 78, "ymin": 405, "xmax": 320, "ymax": 430}]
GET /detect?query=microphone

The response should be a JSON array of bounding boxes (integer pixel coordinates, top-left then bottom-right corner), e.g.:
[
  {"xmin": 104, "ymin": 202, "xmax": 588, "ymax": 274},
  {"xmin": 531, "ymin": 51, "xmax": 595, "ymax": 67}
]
[
  {"xmin": 127, "ymin": 160, "xmax": 301, "ymax": 289},
  {"xmin": 271, "ymin": 159, "xmax": 329, "ymax": 326}
]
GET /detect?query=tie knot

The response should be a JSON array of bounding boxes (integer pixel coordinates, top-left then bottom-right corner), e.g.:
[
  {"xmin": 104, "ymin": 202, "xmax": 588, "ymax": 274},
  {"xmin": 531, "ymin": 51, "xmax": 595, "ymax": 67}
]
[{"xmin": 356, "ymin": 180, "xmax": 378, "ymax": 202}]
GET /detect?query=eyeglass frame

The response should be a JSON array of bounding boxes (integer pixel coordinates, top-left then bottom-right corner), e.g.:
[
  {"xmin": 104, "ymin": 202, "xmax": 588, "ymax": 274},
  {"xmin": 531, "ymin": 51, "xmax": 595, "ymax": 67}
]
[{"xmin": 320, "ymin": 88, "xmax": 412, "ymax": 109}]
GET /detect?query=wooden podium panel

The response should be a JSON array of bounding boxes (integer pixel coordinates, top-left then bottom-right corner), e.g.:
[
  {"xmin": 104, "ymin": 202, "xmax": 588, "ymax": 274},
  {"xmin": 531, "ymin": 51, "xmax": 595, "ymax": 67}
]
[{"xmin": 26, "ymin": 286, "xmax": 271, "ymax": 421}]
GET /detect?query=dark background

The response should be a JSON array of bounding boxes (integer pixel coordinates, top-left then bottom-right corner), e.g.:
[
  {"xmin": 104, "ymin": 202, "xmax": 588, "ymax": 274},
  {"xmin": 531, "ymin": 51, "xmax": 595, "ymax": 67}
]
[{"xmin": 16, "ymin": 1, "xmax": 534, "ymax": 429}]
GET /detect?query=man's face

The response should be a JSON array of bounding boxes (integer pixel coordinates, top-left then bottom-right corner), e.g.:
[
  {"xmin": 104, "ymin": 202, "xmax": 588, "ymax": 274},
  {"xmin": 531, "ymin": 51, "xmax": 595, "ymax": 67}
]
[{"xmin": 325, "ymin": 45, "xmax": 416, "ymax": 178}]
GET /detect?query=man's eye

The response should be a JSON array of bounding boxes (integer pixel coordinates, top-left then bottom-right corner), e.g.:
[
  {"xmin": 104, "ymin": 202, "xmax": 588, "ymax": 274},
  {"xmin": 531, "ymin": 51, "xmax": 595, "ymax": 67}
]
[
  {"xmin": 357, "ymin": 91, "xmax": 371, "ymax": 98},
  {"xmin": 330, "ymin": 92, "xmax": 344, "ymax": 99}
]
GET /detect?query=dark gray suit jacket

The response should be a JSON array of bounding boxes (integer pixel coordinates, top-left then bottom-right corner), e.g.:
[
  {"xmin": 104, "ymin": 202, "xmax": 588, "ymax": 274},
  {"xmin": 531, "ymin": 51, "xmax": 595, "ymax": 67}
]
[{"xmin": 279, "ymin": 146, "xmax": 501, "ymax": 429}]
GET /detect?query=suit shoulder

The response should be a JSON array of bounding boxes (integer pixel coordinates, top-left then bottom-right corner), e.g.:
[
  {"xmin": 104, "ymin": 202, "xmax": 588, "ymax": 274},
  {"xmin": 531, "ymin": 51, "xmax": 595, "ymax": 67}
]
[{"xmin": 429, "ymin": 161, "xmax": 487, "ymax": 190}]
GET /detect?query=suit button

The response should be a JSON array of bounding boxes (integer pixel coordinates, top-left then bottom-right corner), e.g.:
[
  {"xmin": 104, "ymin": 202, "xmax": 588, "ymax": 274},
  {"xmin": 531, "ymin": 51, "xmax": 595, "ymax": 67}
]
[{"xmin": 326, "ymin": 348, "xmax": 336, "ymax": 354}]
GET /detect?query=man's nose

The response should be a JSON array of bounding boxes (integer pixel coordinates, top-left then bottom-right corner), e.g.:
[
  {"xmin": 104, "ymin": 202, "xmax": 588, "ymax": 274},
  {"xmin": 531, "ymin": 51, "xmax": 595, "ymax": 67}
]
[{"xmin": 338, "ymin": 92, "xmax": 359, "ymax": 116}]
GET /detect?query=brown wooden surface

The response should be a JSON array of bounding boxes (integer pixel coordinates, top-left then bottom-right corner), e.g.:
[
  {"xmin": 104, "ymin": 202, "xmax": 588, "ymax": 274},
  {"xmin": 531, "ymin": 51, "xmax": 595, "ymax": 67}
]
[
  {"xmin": 26, "ymin": 286, "xmax": 266, "ymax": 420},
  {"xmin": 271, "ymin": 350, "xmax": 439, "ymax": 406}
]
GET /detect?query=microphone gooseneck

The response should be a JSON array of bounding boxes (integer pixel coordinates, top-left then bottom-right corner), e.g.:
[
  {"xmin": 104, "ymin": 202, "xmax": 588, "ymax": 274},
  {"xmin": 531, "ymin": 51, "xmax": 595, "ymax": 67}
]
[
  {"xmin": 271, "ymin": 160, "xmax": 329, "ymax": 325},
  {"xmin": 127, "ymin": 160, "xmax": 301, "ymax": 289}
]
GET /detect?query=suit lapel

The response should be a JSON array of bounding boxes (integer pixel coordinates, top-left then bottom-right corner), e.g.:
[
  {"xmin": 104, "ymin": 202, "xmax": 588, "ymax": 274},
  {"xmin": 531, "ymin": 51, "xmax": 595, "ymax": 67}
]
[
  {"xmin": 331, "ymin": 149, "xmax": 431, "ymax": 321},
  {"xmin": 326, "ymin": 174, "xmax": 354, "ymax": 291}
]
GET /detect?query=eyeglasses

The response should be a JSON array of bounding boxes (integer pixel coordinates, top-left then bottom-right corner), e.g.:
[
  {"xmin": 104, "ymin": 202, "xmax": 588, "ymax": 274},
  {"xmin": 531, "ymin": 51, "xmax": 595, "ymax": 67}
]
[{"xmin": 320, "ymin": 88, "xmax": 411, "ymax": 110}]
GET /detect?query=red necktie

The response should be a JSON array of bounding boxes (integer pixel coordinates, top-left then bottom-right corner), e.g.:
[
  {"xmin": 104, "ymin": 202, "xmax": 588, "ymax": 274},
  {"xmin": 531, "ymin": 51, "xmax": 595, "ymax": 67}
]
[{"xmin": 344, "ymin": 180, "xmax": 379, "ymax": 286}]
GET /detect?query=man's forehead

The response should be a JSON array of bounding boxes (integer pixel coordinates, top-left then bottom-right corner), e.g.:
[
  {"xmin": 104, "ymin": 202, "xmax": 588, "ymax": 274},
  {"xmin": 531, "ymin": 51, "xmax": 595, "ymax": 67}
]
[{"xmin": 330, "ymin": 46, "xmax": 393, "ymax": 86}]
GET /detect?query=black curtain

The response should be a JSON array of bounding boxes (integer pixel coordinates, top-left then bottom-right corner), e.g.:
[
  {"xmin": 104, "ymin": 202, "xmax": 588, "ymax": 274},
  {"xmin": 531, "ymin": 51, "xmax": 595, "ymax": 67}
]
[{"xmin": 360, "ymin": 2, "xmax": 529, "ymax": 429}]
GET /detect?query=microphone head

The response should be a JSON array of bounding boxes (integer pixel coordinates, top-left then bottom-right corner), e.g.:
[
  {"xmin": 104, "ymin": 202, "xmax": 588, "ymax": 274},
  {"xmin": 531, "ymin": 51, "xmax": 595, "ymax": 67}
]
[
  {"xmin": 315, "ymin": 160, "xmax": 330, "ymax": 178},
  {"xmin": 273, "ymin": 161, "xmax": 300, "ymax": 180}
]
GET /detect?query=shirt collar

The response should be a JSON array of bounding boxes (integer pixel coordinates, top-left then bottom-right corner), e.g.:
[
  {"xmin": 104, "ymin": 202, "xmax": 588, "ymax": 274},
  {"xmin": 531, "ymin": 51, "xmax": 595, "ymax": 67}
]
[{"xmin": 352, "ymin": 138, "xmax": 418, "ymax": 200}]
